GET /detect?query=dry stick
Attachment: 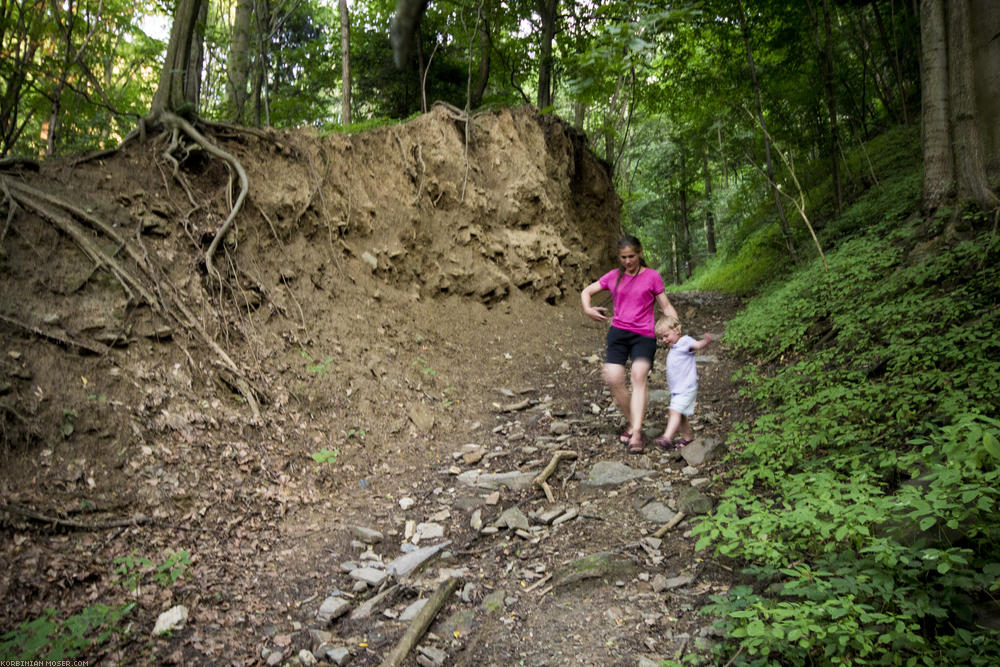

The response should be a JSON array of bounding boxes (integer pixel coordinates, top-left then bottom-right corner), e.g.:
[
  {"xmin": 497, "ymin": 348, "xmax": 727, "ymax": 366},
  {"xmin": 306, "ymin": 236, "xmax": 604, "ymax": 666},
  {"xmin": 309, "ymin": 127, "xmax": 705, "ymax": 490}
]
[
  {"xmin": 1, "ymin": 503, "xmax": 151, "ymax": 530},
  {"xmin": 743, "ymin": 107, "xmax": 828, "ymax": 273},
  {"xmin": 652, "ymin": 511, "xmax": 687, "ymax": 538},
  {"xmin": 533, "ymin": 450, "xmax": 578, "ymax": 502},
  {"xmin": 380, "ymin": 576, "xmax": 460, "ymax": 667}
]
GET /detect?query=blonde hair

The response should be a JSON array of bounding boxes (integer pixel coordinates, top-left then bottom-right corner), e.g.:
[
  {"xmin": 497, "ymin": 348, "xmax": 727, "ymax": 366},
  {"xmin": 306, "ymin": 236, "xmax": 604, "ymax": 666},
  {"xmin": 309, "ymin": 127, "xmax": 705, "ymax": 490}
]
[{"xmin": 655, "ymin": 315, "xmax": 681, "ymax": 336}]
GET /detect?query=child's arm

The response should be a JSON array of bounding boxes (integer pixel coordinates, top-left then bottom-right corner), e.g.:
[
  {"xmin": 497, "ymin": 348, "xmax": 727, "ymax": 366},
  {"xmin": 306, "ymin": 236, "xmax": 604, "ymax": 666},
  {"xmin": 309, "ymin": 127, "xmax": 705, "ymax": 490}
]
[{"xmin": 690, "ymin": 332, "xmax": 714, "ymax": 351}]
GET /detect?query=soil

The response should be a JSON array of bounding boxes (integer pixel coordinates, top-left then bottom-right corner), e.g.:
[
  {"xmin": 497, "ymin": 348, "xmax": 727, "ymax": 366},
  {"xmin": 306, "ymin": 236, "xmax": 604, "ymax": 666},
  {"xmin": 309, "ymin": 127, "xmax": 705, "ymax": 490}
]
[{"xmin": 0, "ymin": 105, "xmax": 748, "ymax": 665}]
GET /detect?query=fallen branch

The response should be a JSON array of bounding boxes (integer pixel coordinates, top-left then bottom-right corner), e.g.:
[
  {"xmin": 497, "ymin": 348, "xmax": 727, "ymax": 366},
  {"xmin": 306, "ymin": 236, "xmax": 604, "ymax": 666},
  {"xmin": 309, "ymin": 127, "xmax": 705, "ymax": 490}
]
[
  {"xmin": 380, "ymin": 576, "xmax": 460, "ymax": 667},
  {"xmin": 533, "ymin": 450, "xmax": 578, "ymax": 502},
  {"xmin": 498, "ymin": 398, "xmax": 530, "ymax": 412},
  {"xmin": 1, "ymin": 503, "xmax": 151, "ymax": 530},
  {"xmin": 652, "ymin": 511, "xmax": 687, "ymax": 538},
  {"xmin": 0, "ymin": 314, "xmax": 110, "ymax": 356}
]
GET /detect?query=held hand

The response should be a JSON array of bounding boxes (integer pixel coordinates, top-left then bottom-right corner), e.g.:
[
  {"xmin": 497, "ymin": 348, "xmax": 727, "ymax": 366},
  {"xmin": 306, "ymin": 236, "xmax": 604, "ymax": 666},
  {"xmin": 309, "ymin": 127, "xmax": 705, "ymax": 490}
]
[
  {"xmin": 703, "ymin": 332, "xmax": 714, "ymax": 344},
  {"xmin": 585, "ymin": 306, "xmax": 608, "ymax": 322}
]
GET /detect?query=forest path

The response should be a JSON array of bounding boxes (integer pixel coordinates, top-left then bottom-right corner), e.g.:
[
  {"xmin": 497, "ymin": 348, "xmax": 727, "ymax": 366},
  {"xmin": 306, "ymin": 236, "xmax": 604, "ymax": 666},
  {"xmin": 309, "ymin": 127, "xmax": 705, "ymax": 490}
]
[{"xmin": 255, "ymin": 291, "xmax": 746, "ymax": 666}]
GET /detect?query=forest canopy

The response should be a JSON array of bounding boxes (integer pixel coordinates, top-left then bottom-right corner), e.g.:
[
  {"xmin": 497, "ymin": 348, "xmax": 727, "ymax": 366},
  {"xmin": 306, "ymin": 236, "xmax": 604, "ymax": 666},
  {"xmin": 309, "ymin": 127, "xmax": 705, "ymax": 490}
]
[{"xmin": 3, "ymin": 0, "xmax": 997, "ymax": 282}]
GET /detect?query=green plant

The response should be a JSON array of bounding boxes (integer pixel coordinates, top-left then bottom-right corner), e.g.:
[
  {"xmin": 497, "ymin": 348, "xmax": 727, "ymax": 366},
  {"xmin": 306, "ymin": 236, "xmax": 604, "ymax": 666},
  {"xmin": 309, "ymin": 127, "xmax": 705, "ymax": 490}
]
[
  {"xmin": 0, "ymin": 602, "xmax": 135, "ymax": 660},
  {"xmin": 61, "ymin": 409, "xmax": 77, "ymax": 438},
  {"xmin": 311, "ymin": 447, "xmax": 340, "ymax": 464},
  {"xmin": 412, "ymin": 357, "xmax": 437, "ymax": 376},
  {"xmin": 692, "ymin": 208, "xmax": 1000, "ymax": 663},
  {"xmin": 301, "ymin": 350, "xmax": 335, "ymax": 374},
  {"xmin": 113, "ymin": 549, "xmax": 190, "ymax": 592}
]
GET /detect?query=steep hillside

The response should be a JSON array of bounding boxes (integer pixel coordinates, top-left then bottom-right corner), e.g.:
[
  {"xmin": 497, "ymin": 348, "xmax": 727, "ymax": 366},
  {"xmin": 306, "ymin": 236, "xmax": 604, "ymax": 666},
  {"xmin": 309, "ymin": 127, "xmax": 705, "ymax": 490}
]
[{"xmin": 1, "ymin": 107, "xmax": 748, "ymax": 664}]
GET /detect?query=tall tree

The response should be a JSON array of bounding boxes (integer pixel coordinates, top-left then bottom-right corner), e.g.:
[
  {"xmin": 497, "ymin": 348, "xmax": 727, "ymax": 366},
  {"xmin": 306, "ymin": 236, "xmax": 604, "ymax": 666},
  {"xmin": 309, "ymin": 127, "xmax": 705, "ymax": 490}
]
[
  {"xmin": 340, "ymin": 0, "xmax": 351, "ymax": 124},
  {"xmin": 226, "ymin": 0, "xmax": 253, "ymax": 123},
  {"xmin": 919, "ymin": 0, "xmax": 999, "ymax": 210},
  {"xmin": 736, "ymin": 0, "xmax": 797, "ymax": 261},
  {"xmin": 151, "ymin": 0, "xmax": 206, "ymax": 116},
  {"xmin": 535, "ymin": 0, "xmax": 558, "ymax": 109}
]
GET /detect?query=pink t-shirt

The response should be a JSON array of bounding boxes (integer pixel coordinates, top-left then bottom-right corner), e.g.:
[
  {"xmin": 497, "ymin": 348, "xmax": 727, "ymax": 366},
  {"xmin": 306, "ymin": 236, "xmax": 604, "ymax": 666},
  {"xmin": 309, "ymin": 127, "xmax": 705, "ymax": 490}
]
[{"xmin": 598, "ymin": 267, "xmax": 665, "ymax": 337}]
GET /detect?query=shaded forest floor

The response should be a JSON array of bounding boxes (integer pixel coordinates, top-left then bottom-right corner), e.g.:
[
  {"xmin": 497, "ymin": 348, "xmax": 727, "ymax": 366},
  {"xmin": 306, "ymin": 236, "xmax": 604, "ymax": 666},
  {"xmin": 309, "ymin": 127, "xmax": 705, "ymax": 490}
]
[{"xmin": 1, "ymin": 107, "xmax": 749, "ymax": 665}]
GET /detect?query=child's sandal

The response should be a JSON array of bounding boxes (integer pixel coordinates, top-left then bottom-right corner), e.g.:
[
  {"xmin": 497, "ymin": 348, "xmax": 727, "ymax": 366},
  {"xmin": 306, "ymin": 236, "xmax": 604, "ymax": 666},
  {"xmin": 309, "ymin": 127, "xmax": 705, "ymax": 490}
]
[
  {"xmin": 673, "ymin": 438, "xmax": 692, "ymax": 450},
  {"xmin": 627, "ymin": 438, "xmax": 644, "ymax": 454},
  {"xmin": 653, "ymin": 436, "xmax": 672, "ymax": 450}
]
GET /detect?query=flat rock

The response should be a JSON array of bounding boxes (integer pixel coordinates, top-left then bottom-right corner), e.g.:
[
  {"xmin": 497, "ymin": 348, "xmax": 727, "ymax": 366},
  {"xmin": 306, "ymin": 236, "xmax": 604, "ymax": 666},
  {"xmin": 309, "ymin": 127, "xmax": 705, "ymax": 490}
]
[
  {"xmin": 553, "ymin": 552, "xmax": 637, "ymax": 589},
  {"xmin": 497, "ymin": 507, "xmax": 530, "ymax": 531},
  {"xmin": 639, "ymin": 501, "xmax": 676, "ymax": 523},
  {"xmin": 680, "ymin": 437, "xmax": 723, "ymax": 467},
  {"xmin": 582, "ymin": 461, "xmax": 655, "ymax": 487},
  {"xmin": 152, "ymin": 605, "xmax": 188, "ymax": 635},
  {"xmin": 350, "ymin": 525, "xmax": 383, "ymax": 544},
  {"xmin": 413, "ymin": 522, "xmax": 445, "ymax": 542},
  {"xmin": 316, "ymin": 596, "xmax": 351, "ymax": 624},
  {"xmin": 386, "ymin": 541, "xmax": 451, "ymax": 578},
  {"xmin": 457, "ymin": 469, "xmax": 539, "ymax": 491},
  {"xmin": 400, "ymin": 598, "xmax": 428, "ymax": 622},
  {"xmin": 677, "ymin": 487, "xmax": 713, "ymax": 515},
  {"xmin": 349, "ymin": 567, "xmax": 388, "ymax": 586},
  {"xmin": 662, "ymin": 574, "xmax": 695, "ymax": 589},
  {"xmin": 647, "ymin": 389, "xmax": 671, "ymax": 405}
]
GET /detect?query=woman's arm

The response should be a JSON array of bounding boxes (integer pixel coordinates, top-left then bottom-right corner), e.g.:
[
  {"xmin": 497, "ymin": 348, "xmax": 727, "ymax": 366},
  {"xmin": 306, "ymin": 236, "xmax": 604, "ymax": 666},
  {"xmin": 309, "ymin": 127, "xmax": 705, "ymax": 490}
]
[
  {"xmin": 581, "ymin": 281, "xmax": 609, "ymax": 322},
  {"xmin": 656, "ymin": 291, "xmax": 679, "ymax": 320}
]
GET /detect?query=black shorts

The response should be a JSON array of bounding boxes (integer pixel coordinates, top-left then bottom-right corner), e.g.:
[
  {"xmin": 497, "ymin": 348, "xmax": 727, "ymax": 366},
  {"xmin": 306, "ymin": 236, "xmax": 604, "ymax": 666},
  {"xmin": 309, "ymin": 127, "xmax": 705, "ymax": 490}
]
[{"xmin": 605, "ymin": 326, "xmax": 657, "ymax": 366}]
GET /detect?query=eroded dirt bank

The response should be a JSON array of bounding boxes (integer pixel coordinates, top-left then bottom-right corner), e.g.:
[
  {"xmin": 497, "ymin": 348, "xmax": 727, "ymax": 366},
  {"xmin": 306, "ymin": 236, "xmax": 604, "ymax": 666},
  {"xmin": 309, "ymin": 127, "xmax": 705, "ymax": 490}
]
[{"xmin": 0, "ymin": 105, "xmax": 744, "ymax": 664}]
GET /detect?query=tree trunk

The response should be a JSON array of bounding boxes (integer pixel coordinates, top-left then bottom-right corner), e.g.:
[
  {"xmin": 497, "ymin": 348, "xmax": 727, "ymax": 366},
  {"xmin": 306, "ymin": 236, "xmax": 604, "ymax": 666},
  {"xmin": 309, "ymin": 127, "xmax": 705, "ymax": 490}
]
[
  {"xmin": 250, "ymin": 0, "xmax": 270, "ymax": 126},
  {"xmin": 151, "ymin": 0, "xmax": 206, "ymax": 116},
  {"xmin": 226, "ymin": 0, "xmax": 253, "ymax": 123},
  {"xmin": 970, "ymin": 0, "xmax": 1000, "ymax": 179},
  {"xmin": 340, "ymin": 0, "xmax": 351, "ymax": 125},
  {"xmin": 470, "ymin": 20, "xmax": 490, "ymax": 109},
  {"xmin": 679, "ymin": 148, "xmax": 692, "ymax": 279},
  {"xmin": 820, "ymin": 0, "xmax": 842, "ymax": 214},
  {"xmin": 920, "ymin": 0, "xmax": 955, "ymax": 210},
  {"xmin": 947, "ymin": 0, "xmax": 996, "ymax": 207},
  {"xmin": 736, "ymin": 0, "xmax": 797, "ymax": 261},
  {"xmin": 703, "ymin": 146, "xmax": 716, "ymax": 256},
  {"xmin": 183, "ymin": 0, "xmax": 208, "ymax": 110},
  {"xmin": 535, "ymin": 0, "xmax": 558, "ymax": 109}
]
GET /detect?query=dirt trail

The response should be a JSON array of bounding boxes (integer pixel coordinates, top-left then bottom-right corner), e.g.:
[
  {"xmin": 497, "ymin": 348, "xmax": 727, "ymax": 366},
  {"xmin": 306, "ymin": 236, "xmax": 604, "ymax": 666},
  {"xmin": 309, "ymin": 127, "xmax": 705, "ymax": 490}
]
[{"xmin": 0, "ymin": 106, "xmax": 746, "ymax": 665}]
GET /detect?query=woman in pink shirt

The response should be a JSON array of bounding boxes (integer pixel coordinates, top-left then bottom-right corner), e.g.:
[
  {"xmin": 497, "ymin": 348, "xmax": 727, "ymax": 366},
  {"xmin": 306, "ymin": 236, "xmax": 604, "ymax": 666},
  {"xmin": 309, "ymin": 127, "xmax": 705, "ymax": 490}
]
[{"xmin": 581, "ymin": 236, "xmax": 678, "ymax": 454}]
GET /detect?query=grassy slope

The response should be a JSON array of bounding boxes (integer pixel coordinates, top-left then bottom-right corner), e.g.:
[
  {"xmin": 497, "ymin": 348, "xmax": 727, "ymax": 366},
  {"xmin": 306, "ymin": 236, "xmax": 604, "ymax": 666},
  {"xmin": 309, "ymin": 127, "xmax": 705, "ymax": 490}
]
[{"xmin": 686, "ymin": 127, "xmax": 1000, "ymax": 664}]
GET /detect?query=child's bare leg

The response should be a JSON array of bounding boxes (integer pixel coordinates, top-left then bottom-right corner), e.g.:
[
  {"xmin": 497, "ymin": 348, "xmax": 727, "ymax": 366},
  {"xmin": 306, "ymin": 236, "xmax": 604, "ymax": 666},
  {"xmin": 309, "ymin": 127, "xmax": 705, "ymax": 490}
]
[
  {"xmin": 679, "ymin": 415, "xmax": 694, "ymax": 442},
  {"xmin": 660, "ymin": 409, "xmax": 682, "ymax": 441}
]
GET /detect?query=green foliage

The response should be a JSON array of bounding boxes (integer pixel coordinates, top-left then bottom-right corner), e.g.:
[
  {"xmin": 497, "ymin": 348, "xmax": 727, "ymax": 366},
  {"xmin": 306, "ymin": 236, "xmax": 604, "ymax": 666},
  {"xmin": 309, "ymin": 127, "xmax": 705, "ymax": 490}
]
[
  {"xmin": 311, "ymin": 447, "xmax": 340, "ymax": 464},
  {"xmin": 693, "ymin": 206, "xmax": 1000, "ymax": 663},
  {"xmin": 113, "ymin": 549, "xmax": 190, "ymax": 591},
  {"xmin": 0, "ymin": 603, "xmax": 135, "ymax": 660},
  {"xmin": 301, "ymin": 350, "xmax": 335, "ymax": 375}
]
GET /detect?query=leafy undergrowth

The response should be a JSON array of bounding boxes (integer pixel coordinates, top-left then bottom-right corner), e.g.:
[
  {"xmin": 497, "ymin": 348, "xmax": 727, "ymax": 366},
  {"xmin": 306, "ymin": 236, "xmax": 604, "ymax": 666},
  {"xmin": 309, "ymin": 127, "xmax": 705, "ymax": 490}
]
[{"xmin": 690, "ymin": 203, "xmax": 1000, "ymax": 664}]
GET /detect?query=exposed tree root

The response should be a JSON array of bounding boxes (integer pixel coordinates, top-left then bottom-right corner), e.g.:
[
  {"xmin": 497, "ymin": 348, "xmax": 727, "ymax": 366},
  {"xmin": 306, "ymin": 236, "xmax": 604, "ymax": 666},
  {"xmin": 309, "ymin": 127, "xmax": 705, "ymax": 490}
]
[
  {"xmin": 155, "ymin": 112, "xmax": 249, "ymax": 281},
  {"xmin": 0, "ymin": 314, "xmax": 110, "ymax": 356},
  {"xmin": 0, "ymin": 154, "xmax": 263, "ymax": 423}
]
